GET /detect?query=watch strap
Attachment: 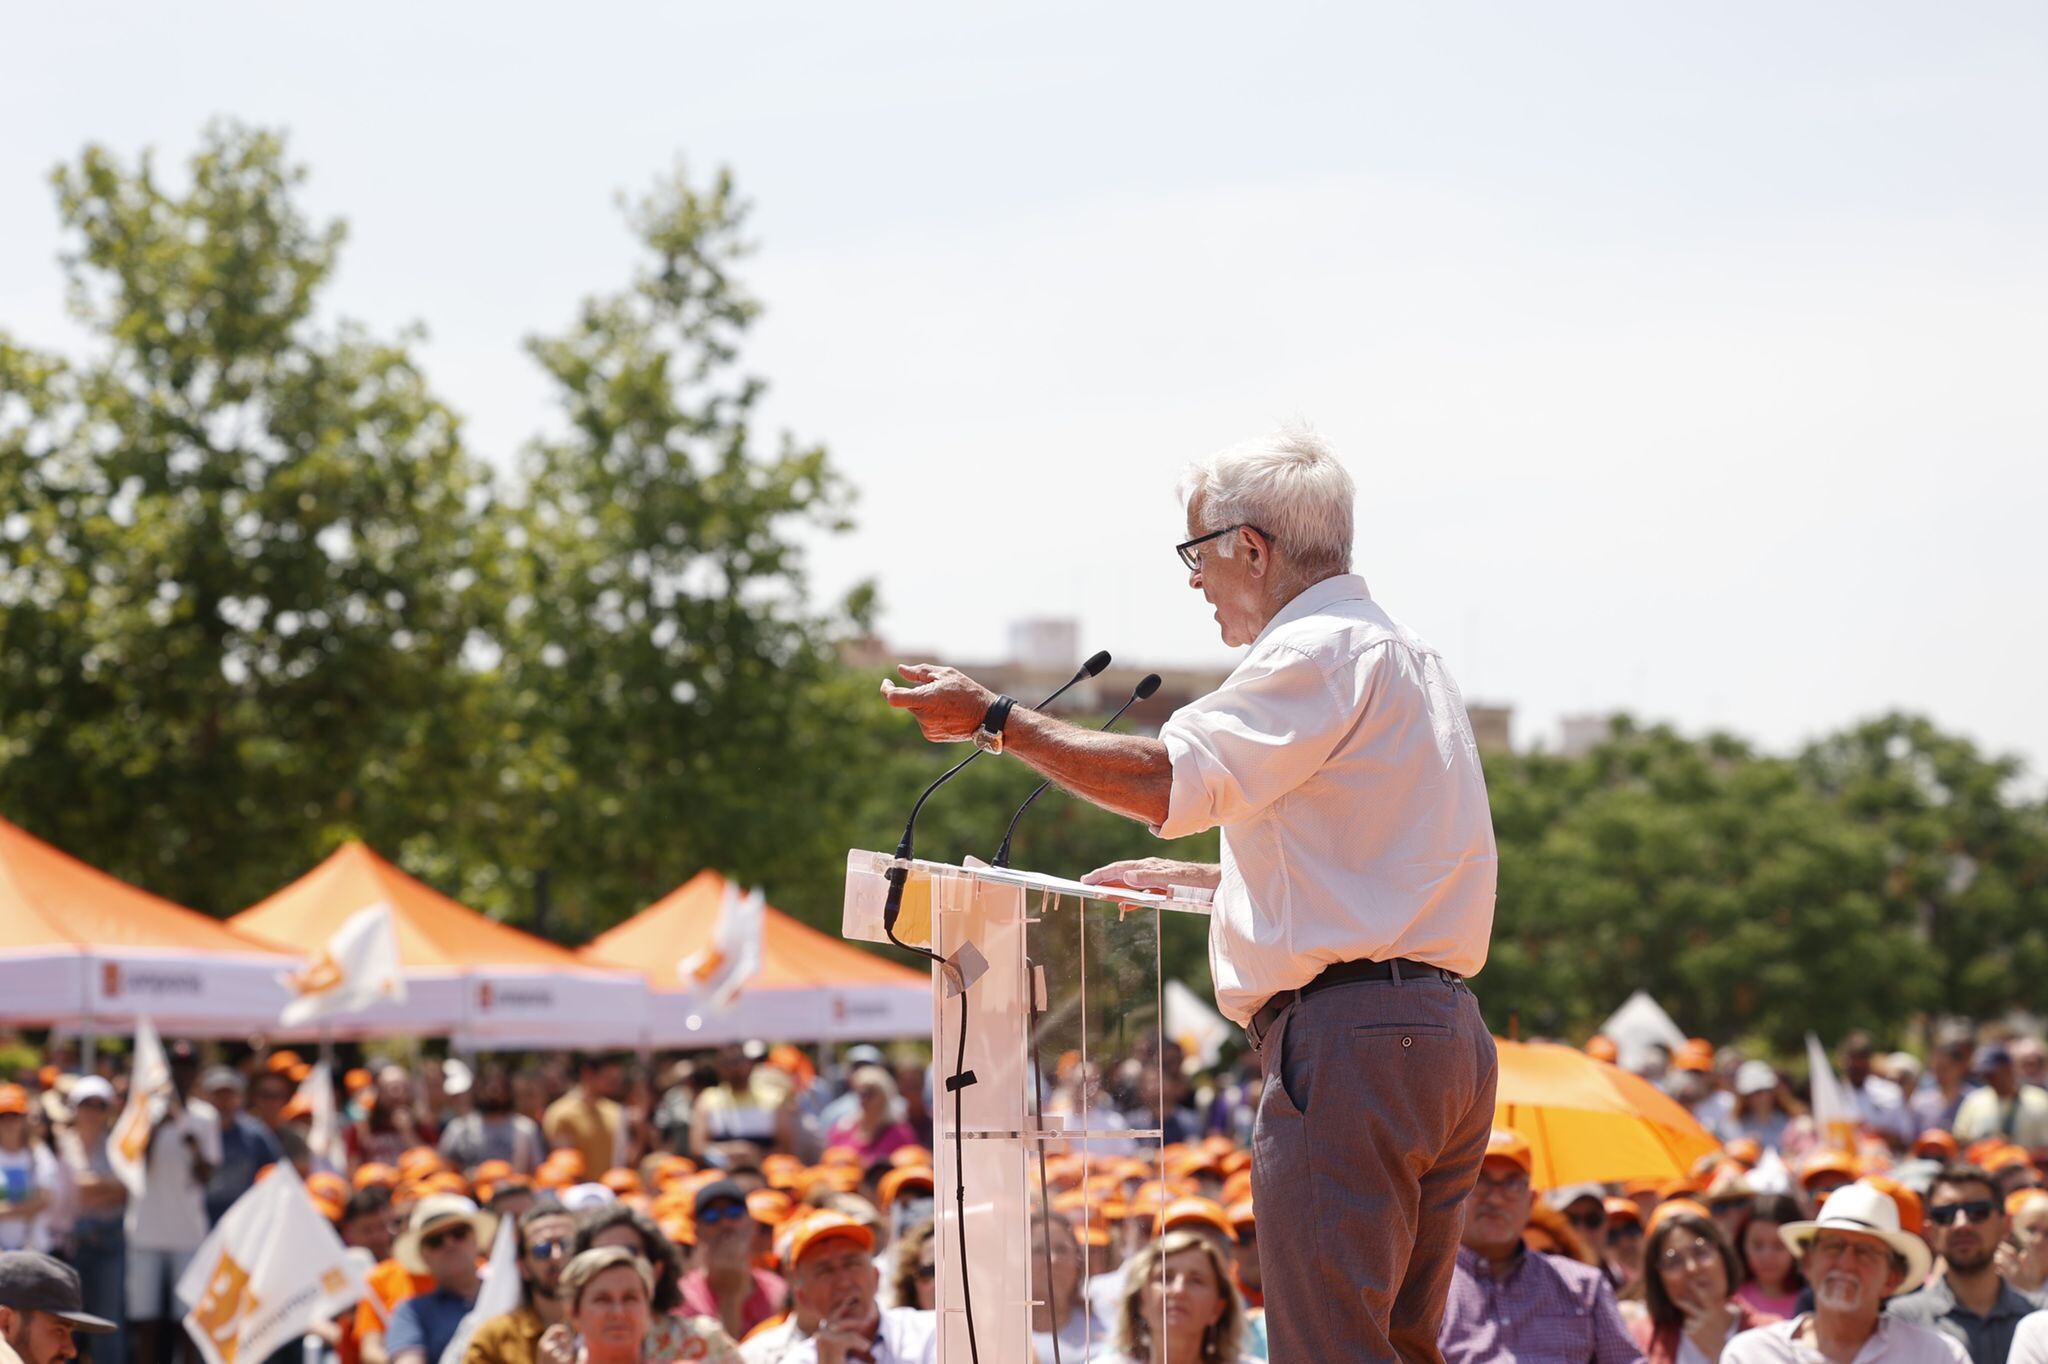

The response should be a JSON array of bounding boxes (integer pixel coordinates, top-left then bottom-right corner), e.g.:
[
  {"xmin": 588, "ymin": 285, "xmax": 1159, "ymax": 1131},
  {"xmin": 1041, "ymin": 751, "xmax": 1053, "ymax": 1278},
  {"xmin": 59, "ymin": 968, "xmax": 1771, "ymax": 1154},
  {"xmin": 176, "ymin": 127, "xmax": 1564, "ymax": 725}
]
[{"xmin": 981, "ymin": 694, "xmax": 1016, "ymax": 737}]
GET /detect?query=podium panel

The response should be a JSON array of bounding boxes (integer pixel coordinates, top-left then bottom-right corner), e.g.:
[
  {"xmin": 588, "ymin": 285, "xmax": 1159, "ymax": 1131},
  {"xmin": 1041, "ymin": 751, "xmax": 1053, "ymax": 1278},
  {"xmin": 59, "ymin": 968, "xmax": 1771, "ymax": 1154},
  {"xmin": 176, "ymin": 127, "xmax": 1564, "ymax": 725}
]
[{"xmin": 846, "ymin": 852, "xmax": 1197, "ymax": 1364}]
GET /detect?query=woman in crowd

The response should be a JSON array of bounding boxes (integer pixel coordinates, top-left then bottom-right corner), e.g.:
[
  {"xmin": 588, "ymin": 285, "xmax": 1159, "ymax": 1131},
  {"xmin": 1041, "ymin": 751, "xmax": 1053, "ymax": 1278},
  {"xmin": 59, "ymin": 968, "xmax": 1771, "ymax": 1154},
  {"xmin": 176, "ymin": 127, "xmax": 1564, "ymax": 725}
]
[
  {"xmin": 1732, "ymin": 1194, "xmax": 1805, "ymax": 1319},
  {"xmin": 544, "ymin": 1247, "xmax": 742, "ymax": 1364},
  {"xmin": 1101, "ymin": 1229, "xmax": 1253, "ymax": 1364},
  {"xmin": 52, "ymin": 1077, "xmax": 126, "ymax": 1364},
  {"xmin": 573, "ymin": 1204, "xmax": 740, "ymax": 1361},
  {"xmin": 348, "ymin": 1066, "xmax": 437, "ymax": 1167},
  {"xmin": 820, "ymin": 1068, "xmax": 915, "ymax": 1167},
  {"xmin": 0, "ymin": 1084, "xmax": 62, "ymax": 1253},
  {"xmin": 1999, "ymin": 1189, "xmax": 2048, "ymax": 1305},
  {"xmin": 887, "ymin": 1218, "xmax": 938, "ymax": 1311},
  {"xmin": 1030, "ymin": 1213, "xmax": 1104, "ymax": 1363},
  {"xmin": 1631, "ymin": 1207, "xmax": 1779, "ymax": 1364}
]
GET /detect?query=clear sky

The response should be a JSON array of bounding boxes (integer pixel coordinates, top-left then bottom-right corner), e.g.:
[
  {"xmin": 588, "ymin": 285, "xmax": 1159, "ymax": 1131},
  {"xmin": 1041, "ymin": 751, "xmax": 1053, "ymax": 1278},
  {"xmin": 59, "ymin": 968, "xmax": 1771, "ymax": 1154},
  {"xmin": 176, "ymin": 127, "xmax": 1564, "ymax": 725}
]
[{"xmin": 5, "ymin": 3, "xmax": 2043, "ymax": 775}]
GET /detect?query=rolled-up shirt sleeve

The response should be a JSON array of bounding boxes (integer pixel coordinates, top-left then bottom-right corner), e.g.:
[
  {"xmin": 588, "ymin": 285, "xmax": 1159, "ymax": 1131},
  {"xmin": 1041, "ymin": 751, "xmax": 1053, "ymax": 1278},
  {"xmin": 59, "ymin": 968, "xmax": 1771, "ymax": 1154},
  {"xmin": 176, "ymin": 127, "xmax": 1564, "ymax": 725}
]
[{"xmin": 1152, "ymin": 641, "xmax": 1366, "ymax": 840}]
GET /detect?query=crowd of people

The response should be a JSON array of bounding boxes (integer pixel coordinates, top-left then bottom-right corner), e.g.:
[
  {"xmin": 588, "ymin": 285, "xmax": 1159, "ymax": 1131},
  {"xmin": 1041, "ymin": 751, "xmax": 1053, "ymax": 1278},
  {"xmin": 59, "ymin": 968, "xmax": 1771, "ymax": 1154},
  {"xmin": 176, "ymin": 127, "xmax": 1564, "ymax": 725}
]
[{"xmin": 0, "ymin": 1024, "xmax": 2046, "ymax": 1364}]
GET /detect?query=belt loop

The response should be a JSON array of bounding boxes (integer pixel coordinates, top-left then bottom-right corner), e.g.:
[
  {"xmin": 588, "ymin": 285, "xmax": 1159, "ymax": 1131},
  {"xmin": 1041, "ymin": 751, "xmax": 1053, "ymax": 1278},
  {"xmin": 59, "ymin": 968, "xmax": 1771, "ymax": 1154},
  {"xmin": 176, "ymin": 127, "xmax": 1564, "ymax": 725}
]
[{"xmin": 1390, "ymin": 957, "xmax": 1403, "ymax": 984}]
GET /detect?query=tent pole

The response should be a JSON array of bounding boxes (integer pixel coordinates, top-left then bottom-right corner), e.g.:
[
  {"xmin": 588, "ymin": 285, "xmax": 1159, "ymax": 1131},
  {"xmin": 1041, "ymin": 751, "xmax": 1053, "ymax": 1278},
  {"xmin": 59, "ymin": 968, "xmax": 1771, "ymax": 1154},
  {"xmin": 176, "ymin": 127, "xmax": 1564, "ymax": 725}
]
[{"xmin": 319, "ymin": 1025, "xmax": 336, "ymax": 1071}]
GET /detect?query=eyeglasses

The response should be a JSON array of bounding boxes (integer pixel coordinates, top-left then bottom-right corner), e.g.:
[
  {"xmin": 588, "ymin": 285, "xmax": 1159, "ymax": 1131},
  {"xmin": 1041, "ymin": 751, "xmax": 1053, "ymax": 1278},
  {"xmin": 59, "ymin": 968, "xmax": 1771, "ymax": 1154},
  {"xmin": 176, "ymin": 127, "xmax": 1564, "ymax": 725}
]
[
  {"xmin": 1175, "ymin": 524, "xmax": 1273, "ymax": 572},
  {"xmin": 1809, "ymin": 1235, "xmax": 1889, "ymax": 1268},
  {"xmin": 914, "ymin": 1263, "xmax": 936, "ymax": 1281},
  {"xmin": 1568, "ymin": 1209, "xmax": 1608, "ymax": 1232},
  {"xmin": 1658, "ymin": 1238, "xmax": 1719, "ymax": 1270},
  {"xmin": 1928, "ymin": 1200, "xmax": 1999, "ymax": 1226},
  {"xmin": 1471, "ymin": 1174, "xmax": 1530, "ymax": 1202},
  {"xmin": 527, "ymin": 1238, "xmax": 568, "ymax": 1260},
  {"xmin": 697, "ymin": 1203, "xmax": 750, "ymax": 1226}
]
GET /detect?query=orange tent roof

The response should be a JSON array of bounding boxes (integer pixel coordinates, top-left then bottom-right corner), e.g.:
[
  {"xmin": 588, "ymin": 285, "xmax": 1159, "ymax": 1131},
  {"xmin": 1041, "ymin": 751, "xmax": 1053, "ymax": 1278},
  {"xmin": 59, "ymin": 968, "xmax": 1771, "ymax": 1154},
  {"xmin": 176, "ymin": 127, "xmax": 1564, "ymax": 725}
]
[
  {"xmin": 0, "ymin": 816, "xmax": 279, "ymax": 956},
  {"xmin": 231, "ymin": 841, "xmax": 587, "ymax": 971},
  {"xmin": 579, "ymin": 870, "xmax": 923, "ymax": 990}
]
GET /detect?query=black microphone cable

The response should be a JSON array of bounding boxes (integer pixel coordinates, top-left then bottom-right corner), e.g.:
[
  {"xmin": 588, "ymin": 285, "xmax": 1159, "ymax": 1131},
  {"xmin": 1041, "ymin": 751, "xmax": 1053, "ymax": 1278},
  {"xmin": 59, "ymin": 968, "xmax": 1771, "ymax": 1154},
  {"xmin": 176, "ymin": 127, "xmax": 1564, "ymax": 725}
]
[
  {"xmin": 876, "ymin": 650, "xmax": 1110, "ymax": 1364},
  {"xmin": 991, "ymin": 672, "xmax": 1161, "ymax": 870}
]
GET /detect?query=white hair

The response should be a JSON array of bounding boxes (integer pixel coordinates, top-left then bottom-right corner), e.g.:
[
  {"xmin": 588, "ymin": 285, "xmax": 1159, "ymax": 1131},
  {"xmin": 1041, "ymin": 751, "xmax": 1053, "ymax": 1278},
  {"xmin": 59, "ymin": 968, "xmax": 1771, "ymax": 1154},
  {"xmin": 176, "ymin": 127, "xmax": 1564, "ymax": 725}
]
[{"xmin": 1178, "ymin": 424, "xmax": 1354, "ymax": 577}]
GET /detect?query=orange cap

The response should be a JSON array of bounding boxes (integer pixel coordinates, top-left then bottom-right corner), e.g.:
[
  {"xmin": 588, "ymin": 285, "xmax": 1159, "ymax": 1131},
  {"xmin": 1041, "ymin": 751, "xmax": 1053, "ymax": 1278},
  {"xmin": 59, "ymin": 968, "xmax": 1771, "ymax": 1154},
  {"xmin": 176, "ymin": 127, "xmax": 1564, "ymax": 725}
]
[
  {"xmin": 1674, "ymin": 1039, "xmax": 1717, "ymax": 1073},
  {"xmin": 398, "ymin": 1147, "xmax": 445, "ymax": 1179},
  {"xmin": 747, "ymin": 1189, "xmax": 794, "ymax": 1226},
  {"xmin": 1484, "ymin": 1128, "xmax": 1533, "ymax": 1176},
  {"xmin": 1965, "ymin": 1138, "xmax": 2007, "ymax": 1165},
  {"xmin": 36, "ymin": 1066, "xmax": 60, "ymax": 1090},
  {"xmin": 819, "ymin": 1146, "xmax": 863, "ymax": 1169},
  {"xmin": 1865, "ymin": 1175, "xmax": 1924, "ymax": 1237},
  {"xmin": 660, "ymin": 1213, "xmax": 695, "ymax": 1247},
  {"xmin": 344, "ymin": 1068, "xmax": 373, "ymax": 1093},
  {"xmin": 1800, "ymin": 1151, "xmax": 1860, "ymax": 1186},
  {"xmin": 542, "ymin": 1149, "xmax": 588, "ymax": 1178},
  {"xmin": 1647, "ymin": 1198, "xmax": 1713, "ymax": 1233},
  {"xmin": 1658, "ymin": 1178, "xmax": 1702, "ymax": 1201},
  {"xmin": 1220, "ymin": 1169, "xmax": 1253, "ymax": 1206},
  {"xmin": 422, "ymin": 1171, "xmax": 469, "ymax": 1197},
  {"xmin": 1585, "ymin": 1036, "xmax": 1620, "ymax": 1064},
  {"xmin": 1985, "ymin": 1145, "xmax": 2036, "ymax": 1174},
  {"xmin": 0, "ymin": 1085, "xmax": 30, "ymax": 1116},
  {"xmin": 473, "ymin": 1160, "xmax": 515, "ymax": 1185},
  {"xmin": 889, "ymin": 1145, "xmax": 933, "ymax": 1169},
  {"xmin": 288, "ymin": 1063, "xmax": 312, "ymax": 1083},
  {"xmin": 266, "ymin": 1051, "xmax": 304, "ymax": 1074},
  {"xmin": 1160, "ymin": 1196, "xmax": 1235, "ymax": 1242},
  {"xmin": 1912, "ymin": 1130, "xmax": 1961, "ymax": 1161},
  {"xmin": 877, "ymin": 1166, "xmax": 935, "ymax": 1209},
  {"xmin": 1604, "ymin": 1197, "xmax": 1643, "ymax": 1225},
  {"xmin": 311, "ymin": 1194, "xmax": 346, "ymax": 1222},
  {"xmin": 801, "ymin": 1165, "xmax": 862, "ymax": 1198},
  {"xmin": 1225, "ymin": 1198, "xmax": 1255, "ymax": 1229},
  {"xmin": 600, "ymin": 1168, "xmax": 643, "ymax": 1196},
  {"xmin": 353, "ymin": 1162, "xmax": 399, "ymax": 1190},
  {"xmin": 784, "ymin": 1211, "xmax": 876, "ymax": 1269},
  {"xmin": 307, "ymin": 1172, "xmax": 350, "ymax": 1206},
  {"xmin": 1724, "ymin": 1138, "xmax": 1763, "ymax": 1167},
  {"xmin": 761, "ymin": 1154, "xmax": 804, "ymax": 1190},
  {"xmin": 2007, "ymin": 1189, "xmax": 2048, "ymax": 1217}
]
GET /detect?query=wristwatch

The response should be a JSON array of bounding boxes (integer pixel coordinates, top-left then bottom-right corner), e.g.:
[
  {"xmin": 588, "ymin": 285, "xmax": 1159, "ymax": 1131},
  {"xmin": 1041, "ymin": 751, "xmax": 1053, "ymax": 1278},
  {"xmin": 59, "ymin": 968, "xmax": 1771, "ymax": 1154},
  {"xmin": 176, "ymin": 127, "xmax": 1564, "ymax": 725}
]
[{"xmin": 972, "ymin": 695, "xmax": 1017, "ymax": 754}]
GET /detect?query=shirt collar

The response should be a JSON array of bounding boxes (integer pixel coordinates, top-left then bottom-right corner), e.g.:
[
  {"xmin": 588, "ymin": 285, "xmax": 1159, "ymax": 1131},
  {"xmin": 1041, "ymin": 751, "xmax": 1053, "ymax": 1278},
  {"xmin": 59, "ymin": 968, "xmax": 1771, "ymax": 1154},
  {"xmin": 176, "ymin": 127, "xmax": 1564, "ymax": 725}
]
[{"xmin": 1251, "ymin": 573, "xmax": 1371, "ymax": 650}]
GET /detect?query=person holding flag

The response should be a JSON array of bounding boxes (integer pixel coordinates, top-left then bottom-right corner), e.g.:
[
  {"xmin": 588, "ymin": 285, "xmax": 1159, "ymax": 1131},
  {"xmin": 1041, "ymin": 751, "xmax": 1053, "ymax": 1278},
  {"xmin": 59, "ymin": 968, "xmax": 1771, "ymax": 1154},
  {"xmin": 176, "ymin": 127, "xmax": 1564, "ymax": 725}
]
[{"xmin": 111, "ymin": 1029, "xmax": 219, "ymax": 1364}]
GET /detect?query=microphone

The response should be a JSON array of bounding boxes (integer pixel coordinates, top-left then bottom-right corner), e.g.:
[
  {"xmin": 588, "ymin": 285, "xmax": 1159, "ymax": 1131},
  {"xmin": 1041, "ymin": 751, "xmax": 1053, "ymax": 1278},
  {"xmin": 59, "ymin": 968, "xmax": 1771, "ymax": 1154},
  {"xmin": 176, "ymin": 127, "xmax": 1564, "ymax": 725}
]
[
  {"xmin": 881, "ymin": 650, "xmax": 1112, "ymax": 956},
  {"xmin": 991, "ymin": 673, "xmax": 1161, "ymax": 870}
]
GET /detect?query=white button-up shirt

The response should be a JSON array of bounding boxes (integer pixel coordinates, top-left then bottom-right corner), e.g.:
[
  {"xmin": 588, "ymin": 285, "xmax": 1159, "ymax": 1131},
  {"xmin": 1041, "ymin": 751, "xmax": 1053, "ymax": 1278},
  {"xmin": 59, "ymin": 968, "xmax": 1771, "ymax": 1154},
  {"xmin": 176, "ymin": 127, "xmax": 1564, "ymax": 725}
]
[
  {"xmin": 1154, "ymin": 574, "xmax": 1497, "ymax": 1024},
  {"xmin": 1722, "ymin": 1315, "xmax": 1971, "ymax": 1364}
]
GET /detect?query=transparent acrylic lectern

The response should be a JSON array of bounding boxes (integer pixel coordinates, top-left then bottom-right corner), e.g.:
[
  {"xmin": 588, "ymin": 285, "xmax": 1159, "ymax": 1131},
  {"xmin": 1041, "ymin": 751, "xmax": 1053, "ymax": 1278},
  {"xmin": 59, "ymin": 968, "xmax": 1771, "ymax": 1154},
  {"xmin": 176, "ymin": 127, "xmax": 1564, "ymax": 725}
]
[{"xmin": 844, "ymin": 850, "xmax": 1210, "ymax": 1364}]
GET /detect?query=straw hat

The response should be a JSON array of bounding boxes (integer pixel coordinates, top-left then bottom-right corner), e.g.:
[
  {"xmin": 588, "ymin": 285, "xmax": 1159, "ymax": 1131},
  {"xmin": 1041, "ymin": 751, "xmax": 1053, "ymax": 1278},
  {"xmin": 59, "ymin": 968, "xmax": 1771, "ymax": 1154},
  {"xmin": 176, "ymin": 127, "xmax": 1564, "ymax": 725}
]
[
  {"xmin": 1778, "ymin": 1182, "xmax": 1932, "ymax": 1296},
  {"xmin": 394, "ymin": 1195, "xmax": 493, "ymax": 1276}
]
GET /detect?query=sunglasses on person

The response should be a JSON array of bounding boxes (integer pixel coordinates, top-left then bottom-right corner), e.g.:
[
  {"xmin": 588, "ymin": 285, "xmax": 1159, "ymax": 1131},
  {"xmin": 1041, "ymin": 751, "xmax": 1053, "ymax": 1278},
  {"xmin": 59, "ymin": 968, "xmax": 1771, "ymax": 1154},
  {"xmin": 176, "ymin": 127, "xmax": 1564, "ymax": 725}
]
[
  {"xmin": 1928, "ymin": 1200, "xmax": 2000, "ymax": 1226},
  {"xmin": 527, "ymin": 1238, "xmax": 569, "ymax": 1261},
  {"xmin": 697, "ymin": 1202, "xmax": 750, "ymax": 1226},
  {"xmin": 421, "ymin": 1224, "xmax": 475, "ymax": 1252}
]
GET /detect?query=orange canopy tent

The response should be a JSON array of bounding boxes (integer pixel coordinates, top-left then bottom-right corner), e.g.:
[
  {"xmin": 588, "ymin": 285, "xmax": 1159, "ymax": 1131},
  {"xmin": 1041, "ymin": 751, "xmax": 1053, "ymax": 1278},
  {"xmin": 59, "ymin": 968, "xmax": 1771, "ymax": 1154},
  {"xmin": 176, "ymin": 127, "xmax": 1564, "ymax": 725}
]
[
  {"xmin": 0, "ymin": 816, "xmax": 295, "ymax": 1034},
  {"xmin": 231, "ymin": 841, "xmax": 646, "ymax": 1049},
  {"xmin": 580, "ymin": 870, "xmax": 929, "ymax": 1045}
]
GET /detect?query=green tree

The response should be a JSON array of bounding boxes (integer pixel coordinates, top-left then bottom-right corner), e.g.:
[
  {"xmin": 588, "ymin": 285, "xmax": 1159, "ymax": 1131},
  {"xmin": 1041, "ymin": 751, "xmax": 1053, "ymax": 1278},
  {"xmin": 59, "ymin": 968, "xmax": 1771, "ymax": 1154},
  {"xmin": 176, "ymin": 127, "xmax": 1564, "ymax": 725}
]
[
  {"xmin": 0, "ymin": 122, "xmax": 500, "ymax": 913},
  {"xmin": 1484, "ymin": 718, "xmax": 1940, "ymax": 1051},
  {"xmin": 490, "ymin": 165, "xmax": 877, "ymax": 936},
  {"xmin": 1799, "ymin": 713, "xmax": 2048, "ymax": 1020}
]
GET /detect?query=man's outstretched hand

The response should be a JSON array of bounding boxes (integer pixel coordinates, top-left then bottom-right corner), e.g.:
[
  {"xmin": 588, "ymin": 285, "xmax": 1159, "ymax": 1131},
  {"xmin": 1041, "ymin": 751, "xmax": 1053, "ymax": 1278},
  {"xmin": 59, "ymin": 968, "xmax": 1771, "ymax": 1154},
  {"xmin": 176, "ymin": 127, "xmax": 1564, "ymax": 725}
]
[
  {"xmin": 1081, "ymin": 857, "xmax": 1222, "ymax": 892},
  {"xmin": 880, "ymin": 663, "xmax": 996, "ymax": 743}
]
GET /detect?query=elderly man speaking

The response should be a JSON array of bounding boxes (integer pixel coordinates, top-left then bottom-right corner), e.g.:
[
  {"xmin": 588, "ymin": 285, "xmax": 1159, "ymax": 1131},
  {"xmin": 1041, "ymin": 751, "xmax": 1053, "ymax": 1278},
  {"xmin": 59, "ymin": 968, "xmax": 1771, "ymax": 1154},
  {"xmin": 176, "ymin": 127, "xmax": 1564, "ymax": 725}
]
[{"xmin": 881, "ymin": 427, "xmax": 1499, "ymax": 1360}]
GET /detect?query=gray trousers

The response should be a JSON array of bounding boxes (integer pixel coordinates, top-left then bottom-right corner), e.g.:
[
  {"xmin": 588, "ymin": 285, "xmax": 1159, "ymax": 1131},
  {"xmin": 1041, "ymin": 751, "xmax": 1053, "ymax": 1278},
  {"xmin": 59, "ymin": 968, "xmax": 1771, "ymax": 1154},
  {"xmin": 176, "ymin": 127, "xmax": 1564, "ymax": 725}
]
[{"xmin": 1249, "ymin": 970, "xmax": 1498, "ymax": 1363}]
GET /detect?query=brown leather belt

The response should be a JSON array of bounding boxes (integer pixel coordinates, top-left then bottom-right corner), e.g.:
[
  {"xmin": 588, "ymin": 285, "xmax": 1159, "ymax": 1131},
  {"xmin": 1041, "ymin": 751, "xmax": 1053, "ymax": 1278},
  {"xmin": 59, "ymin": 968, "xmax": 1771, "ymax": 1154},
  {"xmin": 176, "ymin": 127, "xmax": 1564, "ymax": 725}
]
[{"xmin": 1245, "ymin": 956, "xmax": 1461, "ymax": 1049}]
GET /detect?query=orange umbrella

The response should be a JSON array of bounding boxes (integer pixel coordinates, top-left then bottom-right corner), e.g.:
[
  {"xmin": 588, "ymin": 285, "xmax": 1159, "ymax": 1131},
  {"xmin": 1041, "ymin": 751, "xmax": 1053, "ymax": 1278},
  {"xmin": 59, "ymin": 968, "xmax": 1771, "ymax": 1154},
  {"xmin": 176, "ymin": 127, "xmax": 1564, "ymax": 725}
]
[{"xmin": 1494, "ymin": 1038, "xmax": 1719, "ymax": 1189}]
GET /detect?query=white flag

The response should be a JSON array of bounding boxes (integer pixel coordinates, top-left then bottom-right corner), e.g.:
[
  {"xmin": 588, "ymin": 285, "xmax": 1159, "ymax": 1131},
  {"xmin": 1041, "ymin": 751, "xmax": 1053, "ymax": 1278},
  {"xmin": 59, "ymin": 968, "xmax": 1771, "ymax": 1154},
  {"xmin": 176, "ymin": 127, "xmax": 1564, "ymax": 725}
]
[
  {"xmin": 295, "ymin": 1063, "xmax": 346, "ymax": 1174},
  {"xmin": 177, "ymin": 1164, "xmax": 366, "ymax": 1364},
  {"xmin": 437, "ymin": 1213, "xmax": 520, "ymax": 1364},
  {"xmin": 1806, "ymin": 1032, "xmax": 1856, "ymax": 1153},
  {"xmin": 281, "ymin": 902, "xmax": 405, "ymax": 1027},
  {"xmin": 109, "ymin": 1017, "xmax": 172, "ymax": 1197},
  {"xmin": 1164, "ymin": 980, "xmax": 1232, "ymax": 1070},
  {"xmin": 678, "ymin": 882, "xmax": 765, "ymax": 1013}
]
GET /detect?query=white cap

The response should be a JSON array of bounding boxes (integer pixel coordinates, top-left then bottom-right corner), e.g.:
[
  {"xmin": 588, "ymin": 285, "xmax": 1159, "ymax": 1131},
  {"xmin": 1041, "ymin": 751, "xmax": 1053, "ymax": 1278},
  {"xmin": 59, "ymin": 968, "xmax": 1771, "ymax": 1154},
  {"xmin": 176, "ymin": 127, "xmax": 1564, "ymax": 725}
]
[
  {"xmin": 1734, "ymin": 1060, "xmax": 1778, "ymax": 1096},
  {"xmin": 561, "ymin": 1182, "xmax": 618, "ymax": 1212},
  {"xmin": 68, "ymin": 1076, "xmax": 116, "ymax": 1107},
  {"xmin": 441, "ymin": 1058, "xmax": 473, "ymax": 1097}
]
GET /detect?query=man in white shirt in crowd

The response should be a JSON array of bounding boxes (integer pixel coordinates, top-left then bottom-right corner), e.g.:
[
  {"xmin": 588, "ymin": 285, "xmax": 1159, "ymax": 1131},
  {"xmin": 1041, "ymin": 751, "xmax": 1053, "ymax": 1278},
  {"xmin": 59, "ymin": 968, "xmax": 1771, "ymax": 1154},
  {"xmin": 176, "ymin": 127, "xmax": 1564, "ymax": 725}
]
[
  {"xmin": 1724, "ymin": 1182, "xmax": 1967, "ymax": 1364},
  {"xmin": 883, "ymin": 426, "xmax": 1499, "ymax": 1359},
  {"xmin": 125, "ymin": 1042, "xmax": 220, "ymax": 1364},
  {"xmin": 1953, "ymin": 1045, "xmax": 2048, "ymax": 1151},
  {"xmin": 777, "ymin": 1213, "xmax": 933, "ymax": 1364}
]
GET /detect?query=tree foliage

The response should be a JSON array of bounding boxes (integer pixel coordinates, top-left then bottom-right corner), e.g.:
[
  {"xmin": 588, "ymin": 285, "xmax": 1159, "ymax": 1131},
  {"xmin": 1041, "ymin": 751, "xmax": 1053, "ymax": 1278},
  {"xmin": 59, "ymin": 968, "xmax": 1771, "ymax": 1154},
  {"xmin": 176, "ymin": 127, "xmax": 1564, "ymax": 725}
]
[{"xmin": 2, "ymin": 124, "xmax": 2042, "ymax": 1049}]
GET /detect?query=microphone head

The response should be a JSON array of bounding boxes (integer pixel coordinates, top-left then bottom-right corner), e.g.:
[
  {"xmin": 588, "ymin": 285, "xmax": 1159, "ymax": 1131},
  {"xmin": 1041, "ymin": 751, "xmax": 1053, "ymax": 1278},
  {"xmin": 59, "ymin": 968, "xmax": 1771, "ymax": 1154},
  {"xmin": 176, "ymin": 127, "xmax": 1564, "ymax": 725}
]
[
  {"xmin": 1134, "ymin": 673, "xmax": 1162, "ymax": 700},
  {"xmin": 1082, "ymin": 650, "xmax": 1112, "ymax": 678}
]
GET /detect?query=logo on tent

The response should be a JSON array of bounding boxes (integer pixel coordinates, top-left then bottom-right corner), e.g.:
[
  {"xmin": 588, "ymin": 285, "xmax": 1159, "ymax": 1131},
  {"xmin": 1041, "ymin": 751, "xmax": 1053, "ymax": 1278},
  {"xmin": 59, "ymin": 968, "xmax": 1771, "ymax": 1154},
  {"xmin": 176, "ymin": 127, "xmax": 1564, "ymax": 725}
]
[{"xmin": 104, "ymin": 963, "xmax": 121, "ymax": 998}]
